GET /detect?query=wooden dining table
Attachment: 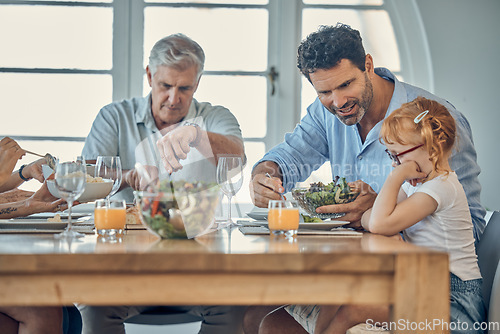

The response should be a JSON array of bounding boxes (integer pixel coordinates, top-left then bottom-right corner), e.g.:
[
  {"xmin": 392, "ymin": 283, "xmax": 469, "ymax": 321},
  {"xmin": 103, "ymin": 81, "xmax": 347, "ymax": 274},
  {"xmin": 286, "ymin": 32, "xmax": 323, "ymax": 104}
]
[{"xmin": 0, "ymin": 224, "xmax": 450, "ymax": 333}]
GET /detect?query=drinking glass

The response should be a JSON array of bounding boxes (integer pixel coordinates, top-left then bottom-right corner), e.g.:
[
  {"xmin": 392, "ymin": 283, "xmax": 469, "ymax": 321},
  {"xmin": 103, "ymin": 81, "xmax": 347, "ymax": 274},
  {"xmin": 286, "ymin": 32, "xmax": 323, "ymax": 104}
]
[
  {"xmin": 94, "ymin": 199, "xmax": 126, "ymax": 241},
  {"xmin": 216, "ymin": 156, "xmax": 243, "ymax": 228},
  {"xmin": 95, "ymin": 156, "xmax": 122, "ymax": 201},
  {"xmin": 268, "ymin": 200, "xmax": 300, "ymax": 238},
  {"xmin": 54, "ymin": 156, "xmax": 86, "ymax": 239}
]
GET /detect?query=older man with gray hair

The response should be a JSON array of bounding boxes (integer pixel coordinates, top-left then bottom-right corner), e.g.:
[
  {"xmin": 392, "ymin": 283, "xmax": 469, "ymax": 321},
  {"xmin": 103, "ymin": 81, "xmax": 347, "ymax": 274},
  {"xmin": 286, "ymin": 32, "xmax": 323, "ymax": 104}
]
[
  {"xmin": 79, "ymin": 34, "xmax": 246, "ymax": 334},
  {"xmin": 82, "ymin": 33, "xmax": 245, "ymax": 201}
]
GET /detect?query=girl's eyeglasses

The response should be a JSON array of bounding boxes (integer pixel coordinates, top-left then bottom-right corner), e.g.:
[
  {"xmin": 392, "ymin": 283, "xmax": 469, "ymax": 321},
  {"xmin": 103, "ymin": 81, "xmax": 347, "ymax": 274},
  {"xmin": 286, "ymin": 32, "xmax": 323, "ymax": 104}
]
[{"xmin": 385, "ymin": 144, "xmax": 424, "ymax": 165}]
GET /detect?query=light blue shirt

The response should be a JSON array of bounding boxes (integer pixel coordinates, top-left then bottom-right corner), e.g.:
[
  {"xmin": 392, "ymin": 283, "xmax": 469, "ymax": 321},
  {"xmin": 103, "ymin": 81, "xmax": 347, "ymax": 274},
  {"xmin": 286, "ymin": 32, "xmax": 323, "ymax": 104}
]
[
  {"xmin": 258, "ymin": 68, "xmax": 486, "ymax": 241},
  {"xmin": 83, "ymin": 94, "xmax": 243, "ymax": 201}
]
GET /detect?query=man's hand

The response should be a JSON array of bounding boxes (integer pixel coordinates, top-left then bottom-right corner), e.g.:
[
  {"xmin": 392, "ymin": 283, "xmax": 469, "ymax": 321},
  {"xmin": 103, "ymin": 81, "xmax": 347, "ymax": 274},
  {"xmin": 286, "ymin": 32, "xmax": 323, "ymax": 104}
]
[
  {"xmin": 315, "ymin": 180, "xmax": 377, "ymax": 229},
  {"xmin": 21, "ymin": 158, "xmax": 46, "ymax": 183},
  {"xmin": 250, "ymin": 175, "xmax": 285, "ymax": 208},
  {"xmin": 156, "ymin": 125, "xmax": 198, "ymax": 173},
  {"xmin": 25, "ymin": 182, "xmax": 67, "ymax": 214},
  {"xmin": 124, "ymin": 169, "xmax": 140, "ymax": 191},
  {"xmin": 0, "ymin": 137, "xmax": 25, "ymax": 184},
  {"xmin": 250, "ymin": 161, "xmax": 285, "ymax": 208},
  {"xmin": 124, "ymin": 166, "xmax": 159, "ymax": 191}
]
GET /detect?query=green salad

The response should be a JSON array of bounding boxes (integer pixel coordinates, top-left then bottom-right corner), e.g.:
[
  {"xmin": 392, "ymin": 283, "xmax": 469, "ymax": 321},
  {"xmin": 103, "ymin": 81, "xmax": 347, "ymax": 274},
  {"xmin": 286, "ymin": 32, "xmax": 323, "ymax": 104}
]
[
  {"xmin": 302, "ymin": 177, "xmax": 357, "ymax": 206},
  {"xmin": 301, "ymin": 214, "xmax": 323, "ymax": 223},
  {"xmin": 292, "ymin": 176, "xmax": 358, "ymax": 218},
  {"xmin": 136, "ymin": 181, "xmax": 219, "ymax": 239}
]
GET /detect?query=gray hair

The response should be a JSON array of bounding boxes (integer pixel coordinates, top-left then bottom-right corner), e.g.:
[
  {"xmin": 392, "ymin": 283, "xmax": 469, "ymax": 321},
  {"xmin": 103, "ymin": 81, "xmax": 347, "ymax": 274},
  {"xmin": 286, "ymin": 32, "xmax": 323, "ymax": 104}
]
[{"xmin": 148, "ymin": 33, "xmax": 205, "ymax": 78}]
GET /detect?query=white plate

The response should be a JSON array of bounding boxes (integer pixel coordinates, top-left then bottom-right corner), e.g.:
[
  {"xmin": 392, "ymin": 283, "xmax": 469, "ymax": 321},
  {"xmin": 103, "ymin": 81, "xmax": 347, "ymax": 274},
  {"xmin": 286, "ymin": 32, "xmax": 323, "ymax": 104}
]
[
  {"xmin": 64, "ymin": 202, "xmax": 96, "ymax": 214},
  {"xmin": 0, "ymin": 219, "xmax": 68, "ymax": 230},
  {"xmin": 246, "ymin": 211, "xmax": 268, "ymax": 220},
  {"xmin": 299, "ymin": 221, "xmax": 349, "ymax": 230},
  {"xmin": 246, "ymin": 210, "xmax": 348, "ymax": 228},
  {"xmin": 21, "ymin": 212, "xmax": 90, "ymax": 219},
  {"xmin": 243, "ymin": 220, "xmax": 349, "ymax": 230}
]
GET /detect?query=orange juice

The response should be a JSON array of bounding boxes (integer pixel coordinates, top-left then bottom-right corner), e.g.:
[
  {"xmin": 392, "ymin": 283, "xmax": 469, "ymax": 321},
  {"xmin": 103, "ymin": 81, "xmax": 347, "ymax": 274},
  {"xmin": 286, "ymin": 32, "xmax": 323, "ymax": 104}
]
[
  {"xmin": 94, "ymin": 207, "xmax": 126, "ymax": 230},
  {"xmin": 268, "ymin": 208, "xmax": 300, "ymax": 231}
]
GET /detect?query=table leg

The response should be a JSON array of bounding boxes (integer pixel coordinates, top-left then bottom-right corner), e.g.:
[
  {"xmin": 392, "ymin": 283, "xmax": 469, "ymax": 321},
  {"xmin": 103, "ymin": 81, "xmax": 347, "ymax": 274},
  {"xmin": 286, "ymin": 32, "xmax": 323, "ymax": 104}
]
[{"xmin": 392, "ymin": 253, "xmax": 449, "ymax": 333}]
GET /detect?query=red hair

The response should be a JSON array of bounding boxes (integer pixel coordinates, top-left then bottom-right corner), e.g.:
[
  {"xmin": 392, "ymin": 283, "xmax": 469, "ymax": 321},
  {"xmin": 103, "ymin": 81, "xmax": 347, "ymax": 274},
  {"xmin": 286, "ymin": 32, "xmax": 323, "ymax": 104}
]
[{"xmin": 380, "ymin": 96, "xmax": 456, "ymax": 175}]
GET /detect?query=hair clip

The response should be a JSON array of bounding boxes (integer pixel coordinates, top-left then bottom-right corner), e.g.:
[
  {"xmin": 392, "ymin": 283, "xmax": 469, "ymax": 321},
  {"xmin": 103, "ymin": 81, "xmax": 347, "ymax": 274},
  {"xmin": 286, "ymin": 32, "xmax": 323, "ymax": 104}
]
[{"xmin": 414, "ymin": 110, "xmax": 429, "ymax": 123}]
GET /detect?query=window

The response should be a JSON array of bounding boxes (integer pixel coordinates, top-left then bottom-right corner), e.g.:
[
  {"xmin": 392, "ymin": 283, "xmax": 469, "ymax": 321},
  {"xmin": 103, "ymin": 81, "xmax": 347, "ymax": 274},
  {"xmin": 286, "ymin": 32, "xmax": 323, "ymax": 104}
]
[
  {"xmin": 301, "ymin": 5, "xmax": 400, "ymax": 118},
  {"xmin": 299, "ymin": 1, "xmax": 402, "ymax": 185},
  {"xmin": 143, "ymin": 2, "xmax": 270, "ymax": 208},
  {"xmin": 0, "ymin": 1, "xmax": 113, "ymax": 177},
  {"xmin": 0, "ymin": 0, "xmax": 431, "ymax": 207}
]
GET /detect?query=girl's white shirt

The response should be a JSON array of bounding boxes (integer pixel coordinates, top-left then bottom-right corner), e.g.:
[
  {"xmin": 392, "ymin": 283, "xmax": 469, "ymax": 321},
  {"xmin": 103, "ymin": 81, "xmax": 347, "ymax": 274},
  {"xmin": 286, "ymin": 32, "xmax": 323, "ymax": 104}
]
[{"xmin": 402, "ymin": 171, "xmax": 481, "ymax": 281}]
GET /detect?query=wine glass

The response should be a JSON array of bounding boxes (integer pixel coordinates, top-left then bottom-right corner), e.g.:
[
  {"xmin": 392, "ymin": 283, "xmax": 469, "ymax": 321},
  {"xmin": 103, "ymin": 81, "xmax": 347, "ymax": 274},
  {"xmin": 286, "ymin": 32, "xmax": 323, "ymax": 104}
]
[
  {"xmin": 216, "ymin": 156, "xmax": 243, "ymax": 228},
  {"xmin": 54, "ymin": 156, "xmax": 86, "ymax": 239},
  {"xmin": 95, "ymin": 156, "xmax": 122, "ymax": 202}
]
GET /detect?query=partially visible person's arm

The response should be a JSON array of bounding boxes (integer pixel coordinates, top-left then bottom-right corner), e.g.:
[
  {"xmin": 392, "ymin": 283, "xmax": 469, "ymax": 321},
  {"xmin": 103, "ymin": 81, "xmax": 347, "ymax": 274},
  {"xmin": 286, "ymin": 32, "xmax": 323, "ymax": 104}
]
[
  {"xmin": 248, "ymin": 104, "xmax": 331, "ymax": 208},
  {"xmin": 0, "ymin": 189, "xmax": 33, "ymax": 203},
  {"xmin": 254, "ymin": 101, "xmax": 332, "ymax": 194},
  {"xmin": 0, "ymin": 182, "xmax": 66, "ymax": 219},
  {"xmin": 0, "ymin": 137, "xmax": 25, "ymax": 187},
  {"xmin": 0, "ymin": 158, "xmax": 46, "ymax": 193},
  {"xmin": 449, "ymin": 109, "xmax": 486, "ymax": 242},
  {"xmin": 205, "ymin": 133, "xmax": 244, "ymax": 164}
]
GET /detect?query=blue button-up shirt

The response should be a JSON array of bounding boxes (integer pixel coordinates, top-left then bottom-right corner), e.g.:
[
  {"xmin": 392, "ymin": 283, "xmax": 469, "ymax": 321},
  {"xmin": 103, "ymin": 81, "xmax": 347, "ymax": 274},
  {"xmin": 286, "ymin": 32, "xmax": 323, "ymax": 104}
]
[{"xmin": 258, "ymin": 68, "xmax": 486, "ymax": 241}]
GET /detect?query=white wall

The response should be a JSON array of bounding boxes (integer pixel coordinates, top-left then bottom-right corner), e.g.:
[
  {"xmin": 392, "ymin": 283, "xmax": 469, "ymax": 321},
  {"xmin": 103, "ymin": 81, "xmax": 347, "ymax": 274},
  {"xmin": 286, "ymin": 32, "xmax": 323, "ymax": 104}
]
[{"xmin": 415, "ymin": 0, "xmax": 500, "ymax": 211}]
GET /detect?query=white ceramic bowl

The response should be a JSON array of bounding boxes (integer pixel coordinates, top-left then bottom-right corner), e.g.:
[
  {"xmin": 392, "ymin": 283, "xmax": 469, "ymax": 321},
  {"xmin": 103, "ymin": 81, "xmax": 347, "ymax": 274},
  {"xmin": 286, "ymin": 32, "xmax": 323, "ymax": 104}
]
[
  {"xmin": 46, "ymin": 179, "xmax": 113, "ymax": 203},
  {"xmin": 43, "ymin": 164, "xmax": 113, "ymax": 203},
  {"xmin": 42, "ymin": 164, "xmax": 95, "ymax": 180}
]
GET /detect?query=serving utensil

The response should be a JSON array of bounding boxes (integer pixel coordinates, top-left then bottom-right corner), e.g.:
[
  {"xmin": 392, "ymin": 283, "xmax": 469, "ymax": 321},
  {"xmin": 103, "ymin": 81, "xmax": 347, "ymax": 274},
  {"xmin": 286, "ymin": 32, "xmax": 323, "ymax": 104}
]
[
  {"xmin": 44, "ymin": 153, "xmax": 57, "ymax": 170},
  {"xmin": 24, "ymin": 150, "xmax": 57, "ymax": 170}
]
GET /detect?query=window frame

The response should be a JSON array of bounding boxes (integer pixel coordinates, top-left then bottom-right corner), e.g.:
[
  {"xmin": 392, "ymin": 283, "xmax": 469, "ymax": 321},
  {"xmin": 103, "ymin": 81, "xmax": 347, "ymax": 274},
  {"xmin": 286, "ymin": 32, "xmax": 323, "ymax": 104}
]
[{"xmin": 0, "ymin": 0, "xmax": 432, "ymax": 161}]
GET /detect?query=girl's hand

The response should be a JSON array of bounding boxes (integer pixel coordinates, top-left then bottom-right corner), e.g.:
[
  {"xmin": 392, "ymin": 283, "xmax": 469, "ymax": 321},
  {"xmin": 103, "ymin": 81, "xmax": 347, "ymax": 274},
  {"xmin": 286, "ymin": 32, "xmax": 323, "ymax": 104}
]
[{"xmin": 392, "ymin": 161, "xmax": 428, "ymax": 186}]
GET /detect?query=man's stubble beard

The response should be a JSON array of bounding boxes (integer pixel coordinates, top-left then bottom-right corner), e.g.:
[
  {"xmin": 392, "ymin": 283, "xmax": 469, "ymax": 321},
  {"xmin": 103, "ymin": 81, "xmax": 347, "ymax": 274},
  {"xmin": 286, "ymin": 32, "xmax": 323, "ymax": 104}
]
[{"xmin": 331, "ymin": 73, "xmax": 373, "ymax": 126}]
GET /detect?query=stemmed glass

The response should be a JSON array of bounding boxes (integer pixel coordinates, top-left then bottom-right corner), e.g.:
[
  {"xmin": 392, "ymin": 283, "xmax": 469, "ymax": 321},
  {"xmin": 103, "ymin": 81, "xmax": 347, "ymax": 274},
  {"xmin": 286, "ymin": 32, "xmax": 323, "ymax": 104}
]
[
  {"xmin": 95, "ymin": 156, "xmax": 122, "ymax": 203},
  {"xmin": 216, "ymin": 156, "xmax": 243, "ymax": 228},
  {"xmin": 54, "ymin": 156, "xmax": 86, "ymax": 239}
]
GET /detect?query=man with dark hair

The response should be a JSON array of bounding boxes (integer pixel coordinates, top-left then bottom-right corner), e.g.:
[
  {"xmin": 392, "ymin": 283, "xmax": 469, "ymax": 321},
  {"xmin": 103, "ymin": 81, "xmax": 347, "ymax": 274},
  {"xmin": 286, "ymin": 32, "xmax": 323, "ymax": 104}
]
[
  {"xmin": 246, "ymin": 23, "xmax": 485, "ymax": 334},
  {"xmin": 298, "ymin": 24, "xmax": 367, "ymax": 79}
]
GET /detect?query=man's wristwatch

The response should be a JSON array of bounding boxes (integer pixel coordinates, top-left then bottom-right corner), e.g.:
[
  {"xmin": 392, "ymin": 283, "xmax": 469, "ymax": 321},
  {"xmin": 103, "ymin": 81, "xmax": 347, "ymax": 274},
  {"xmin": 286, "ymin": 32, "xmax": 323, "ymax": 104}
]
[{"xmin": 184, "ymin": 122, "xmax": 202, "ymax": 147}]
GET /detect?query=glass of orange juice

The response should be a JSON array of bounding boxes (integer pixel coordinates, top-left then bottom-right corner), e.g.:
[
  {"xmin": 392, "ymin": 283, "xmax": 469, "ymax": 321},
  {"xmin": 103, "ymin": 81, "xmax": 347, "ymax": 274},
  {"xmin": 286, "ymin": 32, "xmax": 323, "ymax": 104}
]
[
  {"xmin": 94, "ymin": 199, "xmax": 126, "ymax": 239},
  {"xmin": 268, "ymin": 200, "xmax": 300, "ymax": 238}
]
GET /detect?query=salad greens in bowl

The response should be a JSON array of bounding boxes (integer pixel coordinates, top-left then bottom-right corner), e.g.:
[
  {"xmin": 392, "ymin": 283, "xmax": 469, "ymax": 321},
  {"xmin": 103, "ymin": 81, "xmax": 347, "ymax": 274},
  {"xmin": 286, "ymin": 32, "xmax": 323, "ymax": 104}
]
[
  {"xmin": 134, "ymin": 180, "xmax": 220, "ymax": 239},
  {"xmin": 291, "ymin": 177, "xmax": 358, "ymax": 219}
]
